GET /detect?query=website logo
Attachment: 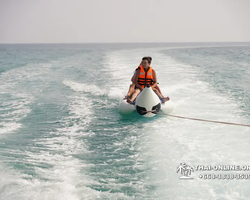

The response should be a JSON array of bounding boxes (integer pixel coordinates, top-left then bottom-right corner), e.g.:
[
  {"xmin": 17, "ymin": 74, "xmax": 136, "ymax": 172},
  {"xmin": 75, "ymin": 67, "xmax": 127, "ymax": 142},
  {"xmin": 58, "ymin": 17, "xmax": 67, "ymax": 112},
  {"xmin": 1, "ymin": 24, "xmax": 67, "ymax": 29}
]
[{"xmin": 176, "ymin": 163, "xmax": 194, "ymax": 180}]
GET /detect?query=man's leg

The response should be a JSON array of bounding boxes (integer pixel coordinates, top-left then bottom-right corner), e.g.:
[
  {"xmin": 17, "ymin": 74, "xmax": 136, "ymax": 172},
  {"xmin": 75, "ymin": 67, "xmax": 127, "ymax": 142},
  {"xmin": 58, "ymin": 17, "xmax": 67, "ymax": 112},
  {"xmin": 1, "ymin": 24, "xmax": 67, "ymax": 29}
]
[
  {"xmin": 153, "ymin": 88, "xmax": 164, "ymax": 98},
  {"xmin": 153, "ymin": 88, "xmax": 170, "ymax": 103},
  {"xmin": 127, "ymin": 84, "xmax": 135, "ymax": 97},
  {"xmin": 124, "ymin": 84, "xmax": 135, "ymax": 99},
  {"xmin": 127, "ymin": 88, "xmax": 141, "ymax": 104},
  {"xmin": 155, "ymin": 85, "xmax": 163, "ymax": 95}
]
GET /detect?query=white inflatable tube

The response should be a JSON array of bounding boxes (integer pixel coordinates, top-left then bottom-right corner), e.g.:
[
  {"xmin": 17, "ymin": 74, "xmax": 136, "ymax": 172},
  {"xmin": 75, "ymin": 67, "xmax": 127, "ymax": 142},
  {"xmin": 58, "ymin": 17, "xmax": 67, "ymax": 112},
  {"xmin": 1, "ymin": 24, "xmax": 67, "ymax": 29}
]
[
  {"xmin": 160, "ymin": 99, "xmax": 175, "ymax": 114},
  {"xmin": 119, "ymin": 85, "xmax": 175, "ymax": 117},
  {"xmin": 119, "ymin": 99, "xmax": 135, "ymax": 114},
  {"xmin": 135, "ymin": 85, "xmax": 161, "ymax": 117}
]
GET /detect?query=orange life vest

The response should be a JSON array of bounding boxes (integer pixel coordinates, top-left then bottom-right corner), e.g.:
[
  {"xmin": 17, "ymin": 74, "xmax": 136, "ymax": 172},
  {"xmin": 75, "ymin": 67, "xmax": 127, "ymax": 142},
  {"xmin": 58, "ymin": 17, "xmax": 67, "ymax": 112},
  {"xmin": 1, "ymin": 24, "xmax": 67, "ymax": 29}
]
[{"xmin": 137, "ymin": 66, "xmax": 154, "ymax": 88}]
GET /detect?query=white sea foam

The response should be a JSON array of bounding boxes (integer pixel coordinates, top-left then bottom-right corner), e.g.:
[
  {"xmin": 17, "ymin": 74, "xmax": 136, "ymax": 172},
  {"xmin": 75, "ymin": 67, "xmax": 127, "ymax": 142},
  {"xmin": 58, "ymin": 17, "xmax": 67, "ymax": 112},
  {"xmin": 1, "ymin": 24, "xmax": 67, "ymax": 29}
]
[
  {"xmin": 0, "ymin": 63, "xmax": 52, "ymax": 91},
  {"xmin": 1, "ymin": 93, "xmax": 100, "ymax": 199},
  {"xmin": 0, "ymin": 163, "xmax": 128, "ymax": 200},
  {"xmin": 104, "ymin": 48, "xmax": 250, "ymax": 199},
  {"xmin": 1, "ymin": 46, "xmax": 250, "ymax": 200},
  {"xmin": 137, "ymin": 52, "xmax": 250, "ymax": 199},
  {"xmin": 0, "ymin": 62, "xmax": 99, "ymax": 199},
  {"xmin": 0, "ymin": 62, "xmax": 53, "ymax": 135},
  {"xmin": 0, "ymin": 122, "xmax": 22, "ymax": 135},
  {"xmin": 0, "ymin": 95, "xmax": 33, "ymax": 135},
  {"xmin": 63, "ymin": 79, "xmax": 107, "ymax": 96}
]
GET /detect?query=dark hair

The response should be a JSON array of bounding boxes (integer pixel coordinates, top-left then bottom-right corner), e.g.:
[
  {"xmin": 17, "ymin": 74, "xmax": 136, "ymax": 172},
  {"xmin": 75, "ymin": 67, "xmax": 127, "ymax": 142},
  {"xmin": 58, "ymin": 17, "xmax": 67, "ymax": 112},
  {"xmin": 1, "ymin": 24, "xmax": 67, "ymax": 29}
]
[{"xmin": 142, "ymin": 56, "xmax": 152, "ymax": 64}]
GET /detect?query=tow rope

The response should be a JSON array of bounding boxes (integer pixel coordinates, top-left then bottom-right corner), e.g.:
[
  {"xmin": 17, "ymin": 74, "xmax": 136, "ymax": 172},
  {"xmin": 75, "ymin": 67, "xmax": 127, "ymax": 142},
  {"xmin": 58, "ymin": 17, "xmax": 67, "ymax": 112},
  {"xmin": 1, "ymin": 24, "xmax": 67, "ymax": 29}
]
[{"xmin": 160, "ymin": 113, "xmax": 250, "ymax": 128}]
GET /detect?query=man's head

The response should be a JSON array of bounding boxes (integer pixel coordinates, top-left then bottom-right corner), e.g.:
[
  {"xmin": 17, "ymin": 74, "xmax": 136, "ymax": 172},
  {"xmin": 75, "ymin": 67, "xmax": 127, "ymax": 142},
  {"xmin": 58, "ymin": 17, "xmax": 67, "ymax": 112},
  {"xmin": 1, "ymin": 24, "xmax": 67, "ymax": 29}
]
[
  {"xmin": 147, "ymin": 56, "xmax": 152, "ymax": 63},
  {"xmin": 141, "ymin": 56, "xmax": 151, "ymax": 68}
]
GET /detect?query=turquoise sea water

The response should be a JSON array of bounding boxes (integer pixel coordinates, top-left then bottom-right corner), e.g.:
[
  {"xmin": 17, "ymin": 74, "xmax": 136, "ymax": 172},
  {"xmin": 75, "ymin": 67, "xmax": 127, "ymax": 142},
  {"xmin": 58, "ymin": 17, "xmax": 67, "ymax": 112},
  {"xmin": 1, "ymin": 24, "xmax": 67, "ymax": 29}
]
[{"xmin": 0, "ymin": 43, "xmax": 250, "ymax": 200}]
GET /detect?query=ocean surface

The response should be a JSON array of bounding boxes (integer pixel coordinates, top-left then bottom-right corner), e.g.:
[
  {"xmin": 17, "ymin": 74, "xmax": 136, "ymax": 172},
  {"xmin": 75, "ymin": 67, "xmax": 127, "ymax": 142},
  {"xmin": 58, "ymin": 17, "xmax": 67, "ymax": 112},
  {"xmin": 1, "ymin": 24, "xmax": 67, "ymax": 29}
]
[{"xmin": 0, "ymin": 43, "xmax": 250, "ymax": 200}]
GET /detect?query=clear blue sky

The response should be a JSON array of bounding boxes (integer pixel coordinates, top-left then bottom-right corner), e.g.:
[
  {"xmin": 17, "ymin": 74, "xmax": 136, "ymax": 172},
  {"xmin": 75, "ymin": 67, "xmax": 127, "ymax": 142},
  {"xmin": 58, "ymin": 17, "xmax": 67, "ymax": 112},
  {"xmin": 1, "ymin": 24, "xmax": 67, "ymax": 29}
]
[{"xmin": 0, "ymin": 0, "xmax": 250, "ymax": 43}]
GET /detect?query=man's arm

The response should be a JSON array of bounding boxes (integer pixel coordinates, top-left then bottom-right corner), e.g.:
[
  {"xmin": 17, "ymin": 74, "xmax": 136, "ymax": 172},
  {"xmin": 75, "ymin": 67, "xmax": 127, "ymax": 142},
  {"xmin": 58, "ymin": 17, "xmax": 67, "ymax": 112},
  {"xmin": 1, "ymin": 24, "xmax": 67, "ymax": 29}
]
[
  {"xmin": 151, "ymin": 69, "xmax": 158, "ymax": 89},
  {"xmin": 131, "ymin": 68, "xmax": 139, "ymax": 83},
  {"xmin": 134, "ymin": 70, "xmax": 143, "ymax": 90},
  {"xmin": 131, "ymin": 74, "xmax": 135, "ymax": 83}
]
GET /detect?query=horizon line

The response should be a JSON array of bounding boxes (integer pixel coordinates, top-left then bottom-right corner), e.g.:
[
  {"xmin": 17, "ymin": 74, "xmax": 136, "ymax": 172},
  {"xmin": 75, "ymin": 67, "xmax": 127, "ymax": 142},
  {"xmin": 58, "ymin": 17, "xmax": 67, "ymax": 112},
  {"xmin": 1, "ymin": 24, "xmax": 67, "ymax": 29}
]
[{"xmin": 1, "ymin": 41, "xmax": 250, "ymax": 45}]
